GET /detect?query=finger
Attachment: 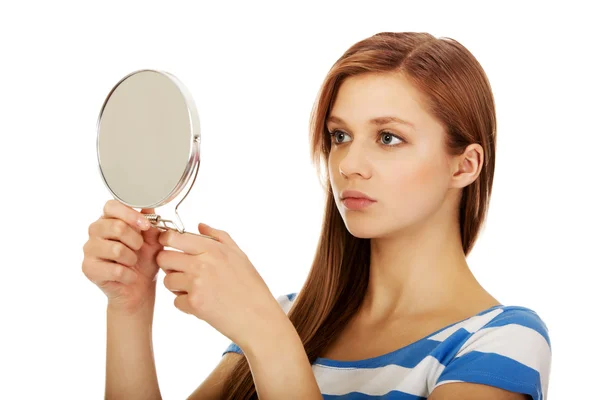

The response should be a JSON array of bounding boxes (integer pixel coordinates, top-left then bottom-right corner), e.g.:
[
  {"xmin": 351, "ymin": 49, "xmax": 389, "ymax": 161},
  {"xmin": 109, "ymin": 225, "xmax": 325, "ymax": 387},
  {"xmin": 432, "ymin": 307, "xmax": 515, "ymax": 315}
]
[
  {"xmin": 198, "ymin": 223, "xmax": 237, "ymax": 247},
  {"xmin": 88, "ymin": 237, "xmax": 138, "ymax": 268},
  {"xmin": 139, "ymin": 208, "xmax": 161, "ymax": 245},
  {"xmin": 82, "ymin": 259, "xmax": 137, "ymax": 285},
  {"xmin": 90, "ymin": 218, "xmax": 144, "ymax": 252},
  {"xmin": 156, "ymin": 249, "xmax": 195, "ymax": 273},
  {"xmin": 158, "ymin": 229, "xmax": 218, "ymax": 255},
  {"xmin": 102, "ymin": 199, "xmax": 153, "ymax": 231},
  {"xmin": 163, "ymin": 271, "xmax": 191, "ymax": 294},
  {"xmin": 173, "ymin": 294, "xmax": 194, "ymax": 315}
]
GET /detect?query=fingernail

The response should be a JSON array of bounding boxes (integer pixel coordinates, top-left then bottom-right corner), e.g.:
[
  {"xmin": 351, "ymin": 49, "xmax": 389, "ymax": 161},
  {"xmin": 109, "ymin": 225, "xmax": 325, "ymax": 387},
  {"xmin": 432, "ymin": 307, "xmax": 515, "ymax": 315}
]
[{"xmin": 137, "ymin": 217, "xmax": 150, "ymax": 230}]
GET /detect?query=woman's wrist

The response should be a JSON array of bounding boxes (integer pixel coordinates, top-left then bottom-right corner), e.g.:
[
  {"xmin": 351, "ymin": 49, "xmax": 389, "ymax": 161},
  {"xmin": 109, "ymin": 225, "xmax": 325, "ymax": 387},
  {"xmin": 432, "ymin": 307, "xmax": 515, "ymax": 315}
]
[{"xmin": 107, "ymin": 284, "xmax": 157, "ymax": 320}]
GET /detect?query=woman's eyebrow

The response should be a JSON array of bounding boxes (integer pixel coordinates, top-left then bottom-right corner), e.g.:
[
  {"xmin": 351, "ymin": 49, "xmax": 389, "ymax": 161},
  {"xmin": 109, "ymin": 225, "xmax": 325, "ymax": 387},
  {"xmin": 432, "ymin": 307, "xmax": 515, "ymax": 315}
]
[{"xmin": 326, "ymin": 115, "xmax": 415, "ymax": 128}]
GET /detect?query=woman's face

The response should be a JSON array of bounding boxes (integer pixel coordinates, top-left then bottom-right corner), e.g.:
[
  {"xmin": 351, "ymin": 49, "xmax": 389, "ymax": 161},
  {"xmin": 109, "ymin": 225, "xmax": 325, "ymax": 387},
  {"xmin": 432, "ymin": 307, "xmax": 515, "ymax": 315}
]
[{"xmin": 327, "ymin": 72, "xmax": 457, "ymax": 239}]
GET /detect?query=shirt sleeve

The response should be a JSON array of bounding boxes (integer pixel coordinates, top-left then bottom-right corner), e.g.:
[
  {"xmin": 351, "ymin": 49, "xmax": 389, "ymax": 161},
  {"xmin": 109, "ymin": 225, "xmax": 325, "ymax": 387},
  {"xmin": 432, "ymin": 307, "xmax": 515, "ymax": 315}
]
[
  {"xmin": 221, "ymin": 292, "xmax": 297, "ymax": 357},
  {"xmin": 432, "ymin": 307, "xmax": 552, "ymax": 400}
]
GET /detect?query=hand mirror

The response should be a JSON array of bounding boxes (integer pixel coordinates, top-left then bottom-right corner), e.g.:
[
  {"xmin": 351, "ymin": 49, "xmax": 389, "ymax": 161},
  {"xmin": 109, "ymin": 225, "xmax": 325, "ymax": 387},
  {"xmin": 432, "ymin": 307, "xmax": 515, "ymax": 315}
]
[{"xmin": 96, "ymin": 69, "xmax": 215, "ymax": 240}]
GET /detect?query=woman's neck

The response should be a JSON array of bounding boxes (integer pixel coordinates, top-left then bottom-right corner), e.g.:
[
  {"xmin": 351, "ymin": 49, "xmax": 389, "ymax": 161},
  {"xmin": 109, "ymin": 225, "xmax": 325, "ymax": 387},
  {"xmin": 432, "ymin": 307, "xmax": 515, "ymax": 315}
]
[{"xmin": 362, "ymin": 207, "xmax": 489, "ymax": 322}]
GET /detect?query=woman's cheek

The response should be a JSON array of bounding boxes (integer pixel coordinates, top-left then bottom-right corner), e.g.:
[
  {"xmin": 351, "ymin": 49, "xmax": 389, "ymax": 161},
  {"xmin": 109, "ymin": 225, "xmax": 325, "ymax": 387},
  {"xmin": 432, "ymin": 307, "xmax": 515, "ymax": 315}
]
[{"xmin": 388, "ymin": 165, "xmax": 447, "ymax": 221}]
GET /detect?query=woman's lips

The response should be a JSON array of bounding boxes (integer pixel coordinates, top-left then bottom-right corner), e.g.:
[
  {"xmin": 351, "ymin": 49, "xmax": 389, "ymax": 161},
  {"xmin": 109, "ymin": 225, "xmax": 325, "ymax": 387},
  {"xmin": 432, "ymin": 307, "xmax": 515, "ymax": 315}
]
[{"xmin": 342, "ymin": 198, "xmax": 376, "ymax": 210}]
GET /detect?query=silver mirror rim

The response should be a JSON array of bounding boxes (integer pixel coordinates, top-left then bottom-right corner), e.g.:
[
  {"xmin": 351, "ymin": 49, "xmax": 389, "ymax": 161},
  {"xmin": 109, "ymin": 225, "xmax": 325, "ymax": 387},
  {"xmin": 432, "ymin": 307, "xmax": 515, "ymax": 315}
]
[{"xmin": 96, "ymin": 69, "xmax": 201, "ymax": 209}]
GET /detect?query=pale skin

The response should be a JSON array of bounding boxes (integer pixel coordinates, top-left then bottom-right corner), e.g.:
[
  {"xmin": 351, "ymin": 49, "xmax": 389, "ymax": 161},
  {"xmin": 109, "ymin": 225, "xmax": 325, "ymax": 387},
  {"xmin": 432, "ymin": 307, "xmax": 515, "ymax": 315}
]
[
  {"xmin": 324, "ymin": 71, "xmax": 526, "ymax": 399},
  {"xmin": 326, "ymin": 72, "xmax": 501, "ymax": 324},
  {"xmin": 83, "ymin": 200, "xmax": 319, "ymax": 400},
  {"xmin": 82, "ymin": 71, "xmax": 527, "ymax": 399}
]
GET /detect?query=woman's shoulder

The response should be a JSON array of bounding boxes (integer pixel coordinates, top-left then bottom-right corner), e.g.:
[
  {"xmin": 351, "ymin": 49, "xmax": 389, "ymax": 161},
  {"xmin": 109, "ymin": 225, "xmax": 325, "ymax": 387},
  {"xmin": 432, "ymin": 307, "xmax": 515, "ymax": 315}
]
[
  {"xmin": 431, "ymin": 304, "xmax": 552, "ymax": 400},
  {"xmin": 276, "ymin": 295, "xmax": 550, "ymax": 338},
  {"xmin": 458, "ymin": 304, "xmax": 551, "ymax": 349},
  {"xmin": 432, "ymin": 303, "xmax": 552, "ymax": 358},
  {"xmin": 274, "ymin": 293, "xmax": 551, "ymax": 356},
  {"xmin": 493, "ymin": 304, "xmax": 550, "ymax": 337}
]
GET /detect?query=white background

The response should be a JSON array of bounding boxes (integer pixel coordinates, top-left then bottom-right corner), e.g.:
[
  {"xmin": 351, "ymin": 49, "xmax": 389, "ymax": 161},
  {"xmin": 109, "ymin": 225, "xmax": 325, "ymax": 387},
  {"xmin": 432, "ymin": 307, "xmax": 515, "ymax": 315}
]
[{"xmin": 0, "ymin": 1, "xmax": 597, "ymax": 398}]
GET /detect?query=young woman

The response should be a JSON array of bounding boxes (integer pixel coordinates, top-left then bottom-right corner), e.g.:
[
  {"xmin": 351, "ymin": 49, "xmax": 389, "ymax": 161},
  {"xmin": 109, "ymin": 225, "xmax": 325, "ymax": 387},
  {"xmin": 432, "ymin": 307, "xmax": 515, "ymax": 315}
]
[{"xmin": 83, "ymin": 32, "xmax": 551, "ymax": 400}]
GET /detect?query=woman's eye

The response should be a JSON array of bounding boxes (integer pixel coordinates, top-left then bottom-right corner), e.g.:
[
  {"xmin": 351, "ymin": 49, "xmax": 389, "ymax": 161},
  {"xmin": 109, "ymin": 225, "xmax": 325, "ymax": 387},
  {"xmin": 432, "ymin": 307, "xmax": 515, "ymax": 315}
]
[
  {"xmin": 329, "ymin": 130, "xmax": 404, "ymax": 146},
  {"xmin": 380, "ymin": 132, "xmax": 403, "ymax": 146},
  {"xmin": 330, "ymin": 130, "xmax": 349, "ymax": 144}
]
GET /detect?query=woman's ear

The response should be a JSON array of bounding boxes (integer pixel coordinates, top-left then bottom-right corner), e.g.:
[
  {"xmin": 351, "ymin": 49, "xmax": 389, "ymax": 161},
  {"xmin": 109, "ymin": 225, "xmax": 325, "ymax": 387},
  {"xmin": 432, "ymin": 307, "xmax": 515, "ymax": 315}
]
[{"xmin": 451, "ymin": 143, "xmax": 484, "ymax": 189}]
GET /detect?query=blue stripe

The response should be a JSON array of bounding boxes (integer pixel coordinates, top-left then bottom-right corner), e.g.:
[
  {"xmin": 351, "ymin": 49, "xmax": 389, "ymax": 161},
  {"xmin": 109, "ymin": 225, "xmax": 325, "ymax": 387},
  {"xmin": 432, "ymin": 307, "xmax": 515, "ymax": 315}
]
[
  {"xmin": 427, "ymin": 326, "xmax": 476, "ymax": 366},
  {"xmin": 484, "ymin": 307, "xmax": 551, "ymax": 348},
  {"xmin": 436, "ymin": 351, "xmax": 542, "ymax": 400},
  {"xmin": 313, "ymin": 306, "xmax": 506, "ymax": 369},
  {"xmin": 222, "ymin": 343, "xmax": 243, "ymax": 357},
  {"xmin": 315, "ymin": 339, "xmax": 442, "ymax": 369},
  {"xmin": 220, "ymin": 296, "xmax": 547, "ymax": 399},
  {"xmin": 323, "ymin": 391, "xmax": 425, "ymax": 399},
  {"xmin": 286, "ymin": 292, "xmax": 298, "ymax": 301}
]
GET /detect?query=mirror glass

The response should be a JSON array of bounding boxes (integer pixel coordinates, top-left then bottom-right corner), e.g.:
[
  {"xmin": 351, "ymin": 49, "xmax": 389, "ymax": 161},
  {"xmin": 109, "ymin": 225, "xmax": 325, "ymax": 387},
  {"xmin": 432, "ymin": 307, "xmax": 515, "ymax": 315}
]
[{"xmin": 96, "ymin": 69, "xmax": 201, "ymax": 234}]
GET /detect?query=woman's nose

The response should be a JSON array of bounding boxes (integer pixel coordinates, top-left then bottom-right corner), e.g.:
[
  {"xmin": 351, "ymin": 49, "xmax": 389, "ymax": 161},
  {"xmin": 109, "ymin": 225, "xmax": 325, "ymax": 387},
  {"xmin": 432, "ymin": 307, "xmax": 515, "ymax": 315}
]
[{"xmin": 338, "ymin": 144, "xmax": 372, "ymax": 179}]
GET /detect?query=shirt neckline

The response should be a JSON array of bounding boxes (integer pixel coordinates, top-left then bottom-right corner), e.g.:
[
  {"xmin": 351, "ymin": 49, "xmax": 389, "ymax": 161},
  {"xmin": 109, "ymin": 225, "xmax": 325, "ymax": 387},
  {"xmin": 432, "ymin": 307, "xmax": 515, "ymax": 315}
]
[{"xmin": 313, "ymin": 303, "xmax": 505, "ymax": 367}]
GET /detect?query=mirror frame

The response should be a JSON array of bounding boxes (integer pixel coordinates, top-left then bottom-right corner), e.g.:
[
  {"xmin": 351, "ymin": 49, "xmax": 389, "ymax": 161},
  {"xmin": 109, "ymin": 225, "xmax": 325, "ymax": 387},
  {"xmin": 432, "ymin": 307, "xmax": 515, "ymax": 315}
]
[{"xmin": 95, "ymin": 69, "xmax": 201, "ymax": 210}]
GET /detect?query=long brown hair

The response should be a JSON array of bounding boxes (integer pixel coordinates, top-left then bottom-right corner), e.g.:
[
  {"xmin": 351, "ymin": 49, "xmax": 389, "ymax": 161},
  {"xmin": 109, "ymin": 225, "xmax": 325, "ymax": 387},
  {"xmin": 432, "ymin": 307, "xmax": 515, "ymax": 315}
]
[{"xmin": 222, "ymin": 32, "xmax": 497, "ymax": 399}]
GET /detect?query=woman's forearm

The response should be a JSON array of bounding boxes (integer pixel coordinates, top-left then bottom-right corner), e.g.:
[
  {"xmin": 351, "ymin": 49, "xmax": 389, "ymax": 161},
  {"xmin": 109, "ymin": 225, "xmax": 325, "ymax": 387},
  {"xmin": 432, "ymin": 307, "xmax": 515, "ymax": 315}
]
[
  {"xmin": 105, "ymin": 289, "xmax": 162, "ymax": 400},
  {"xmin": 241, "ymin": 318, "xmax": 322, "ymax": 400}
]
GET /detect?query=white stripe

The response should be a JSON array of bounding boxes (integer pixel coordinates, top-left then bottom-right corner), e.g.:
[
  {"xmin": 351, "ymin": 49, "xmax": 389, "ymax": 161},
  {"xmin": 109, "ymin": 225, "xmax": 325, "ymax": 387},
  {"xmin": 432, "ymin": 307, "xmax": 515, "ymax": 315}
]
[
  {"xmin": 313, "ymin": 355, "xmax": 446, "ymax": 397},
  {"xmin": 430, "ymin": 379, "xmax": 466, "ymax": 395},
  {"xmin": 453, "ymin": 323, "xmax": 551, "ymax": 399},
  {"xmin": 304, "ymin": 301, "xmax": 549, "ymax": 398},
  {"xmin": 429, "ymin": 308, "xmax": 504, "ymax": 341},
  {"xmin": 276, "ymin": 294, "xmax": 294, "ymax": 314}
]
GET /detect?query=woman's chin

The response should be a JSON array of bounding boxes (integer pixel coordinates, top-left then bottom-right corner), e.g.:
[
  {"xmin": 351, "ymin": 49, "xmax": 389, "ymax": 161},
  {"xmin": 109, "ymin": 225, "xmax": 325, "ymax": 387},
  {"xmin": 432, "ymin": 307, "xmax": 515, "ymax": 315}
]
[{"xmin": 344, "ymin": 224, "xmax": 377, "ymax": 239}]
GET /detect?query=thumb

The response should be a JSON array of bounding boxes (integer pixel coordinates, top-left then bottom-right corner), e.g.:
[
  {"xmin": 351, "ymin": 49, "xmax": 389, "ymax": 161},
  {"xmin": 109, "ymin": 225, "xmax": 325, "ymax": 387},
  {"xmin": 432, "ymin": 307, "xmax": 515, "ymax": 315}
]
[
  {"xmin": 198, "ymin": 222, "xmax": 234, "ymax": 246},
  {"xmin": 140, "ymin": 208, "xmax": 155, "ymax": 214}
]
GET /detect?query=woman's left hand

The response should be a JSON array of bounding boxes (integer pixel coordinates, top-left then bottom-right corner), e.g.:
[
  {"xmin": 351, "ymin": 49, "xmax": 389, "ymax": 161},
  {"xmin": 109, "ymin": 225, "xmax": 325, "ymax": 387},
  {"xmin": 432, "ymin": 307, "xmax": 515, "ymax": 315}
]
[{"xmin": 156, "ymin": 223, "xmax": 287, "ymax": 351}]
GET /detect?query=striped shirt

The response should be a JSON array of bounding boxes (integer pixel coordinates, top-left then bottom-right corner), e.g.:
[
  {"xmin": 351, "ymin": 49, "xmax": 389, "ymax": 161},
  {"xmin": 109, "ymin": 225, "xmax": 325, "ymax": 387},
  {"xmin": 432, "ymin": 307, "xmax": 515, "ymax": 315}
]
[{"xmin": 223, "ymin": 293, "xmax": 551, "ymax": 399}]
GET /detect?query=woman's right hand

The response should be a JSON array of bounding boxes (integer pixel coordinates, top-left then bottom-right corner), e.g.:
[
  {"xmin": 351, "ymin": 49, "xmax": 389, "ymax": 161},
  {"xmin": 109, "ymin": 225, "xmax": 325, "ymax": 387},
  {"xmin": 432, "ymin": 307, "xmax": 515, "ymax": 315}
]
[{"xmin": 82, "ymin": 199, "xmax": 164, "ymax": 316}]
